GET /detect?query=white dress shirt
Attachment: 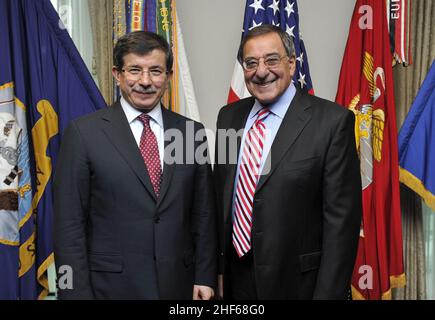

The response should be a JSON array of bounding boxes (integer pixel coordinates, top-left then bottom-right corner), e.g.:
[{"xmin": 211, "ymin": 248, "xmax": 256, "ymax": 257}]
[{"xmin": 120, "ymin": 97, "xmax": 164, "ymax": 171}]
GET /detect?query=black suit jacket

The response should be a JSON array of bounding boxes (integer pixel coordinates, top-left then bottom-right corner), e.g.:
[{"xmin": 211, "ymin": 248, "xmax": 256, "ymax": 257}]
[
  {"xmin": 53, "ymin": 102, "xmax": 216, "ymax": 299},
  {"xmin": 214, "ymin": 89, "xmax": 362, "ymax": 299}
]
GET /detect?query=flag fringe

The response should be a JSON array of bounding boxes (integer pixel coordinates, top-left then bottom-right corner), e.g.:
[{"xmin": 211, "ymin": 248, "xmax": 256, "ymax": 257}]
[
  {"xmin": 400, "ymin": 167, "xmax": 435, "ymax": 211},
  {"xmin": 351, "ymin": 273, "xmax": 406, "ymax": 300},
  {"xmin": 171, "ymin": 0, "xmax": 179, "ymax": 114},
  {"xmin": 0, "ymin": 239, "xmax": 19, "ymax": 246},
  {"xmin": 37, "ymin": 252, "xmax": 55, "ymax": 300}
]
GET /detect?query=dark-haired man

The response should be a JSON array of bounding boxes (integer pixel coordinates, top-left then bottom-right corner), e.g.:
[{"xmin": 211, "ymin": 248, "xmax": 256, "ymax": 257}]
[
  {"xmin": 214, "ymin": 25, "xmax": 362, "ymax": 299},
  {"xmin": 54, "ymin": 31, "xmax": 216, "ymax": 300}
]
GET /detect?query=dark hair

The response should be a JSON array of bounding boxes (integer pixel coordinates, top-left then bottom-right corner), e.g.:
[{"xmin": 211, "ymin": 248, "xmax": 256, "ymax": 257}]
[
  {"xmin": 113, "ymin": 31, "xmax": 173, "ymax": 72},
  {"xmin": 237, "ymin": 25, "xmax": 296, "ymax": 65}
]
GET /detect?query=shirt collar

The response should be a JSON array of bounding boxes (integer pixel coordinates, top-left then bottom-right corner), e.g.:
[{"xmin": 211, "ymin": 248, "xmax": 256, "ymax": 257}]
[
  {"xmin": 250, "ymin": 83, "xmax": 296, "ymax": 119},
  {"xmin": 120, "ymin": 96, "xmax": 163, "ymax": 128}
]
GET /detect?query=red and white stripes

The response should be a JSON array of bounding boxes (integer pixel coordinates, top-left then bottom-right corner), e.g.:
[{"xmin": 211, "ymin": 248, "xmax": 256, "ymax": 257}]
[{"xmin": 233, "ymin": 108, "xmax": 270, "ymax": 257}]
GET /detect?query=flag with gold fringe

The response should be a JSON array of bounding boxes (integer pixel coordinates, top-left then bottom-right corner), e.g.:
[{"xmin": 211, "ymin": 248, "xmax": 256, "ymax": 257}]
[
  {"xmin": 399, "ymin": 60, "xmax": 435, "ymax": 211},
  {"xmin": 113, "ymin": 0, "xmax": 200, "ymax": 121},
  {"xmin": 0, "ymin": 0, "xmax": 105, "ymax": 299},
  {"xmin": 335, "ymin": 0, "xmax": 405, "ymax": 300}
]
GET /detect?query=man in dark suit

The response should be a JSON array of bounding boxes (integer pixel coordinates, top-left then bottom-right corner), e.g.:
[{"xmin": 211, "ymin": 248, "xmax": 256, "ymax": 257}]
[
  {"xmin": 53, "ymin": 31, "xmax": 216, "ymax": 300},
  {"xmin": 214, "ymin": 25, "xmax": 362, "ymax": 300}
]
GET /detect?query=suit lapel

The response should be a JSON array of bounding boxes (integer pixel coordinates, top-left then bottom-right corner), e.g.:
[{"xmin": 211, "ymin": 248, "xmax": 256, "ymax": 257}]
[
  {"xmin": 156, "ymin": 106, "xmax": 179, "ymax": 207},
  {"xmin": 101, "ymin": 102, "xmax": 157, "ymax": 201},
  {"xmin": 222, "ymin": 98, "xmax": 254, "ymax": 223},
  {"xmin": 255, "ymin": 89, "xmax": 312, "ymax": 193}
]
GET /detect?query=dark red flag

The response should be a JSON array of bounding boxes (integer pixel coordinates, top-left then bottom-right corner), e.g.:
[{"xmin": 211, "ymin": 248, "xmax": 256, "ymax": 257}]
[{"xmin": 335, "ymin": 0, "xmax": 405, "ymax": 300}]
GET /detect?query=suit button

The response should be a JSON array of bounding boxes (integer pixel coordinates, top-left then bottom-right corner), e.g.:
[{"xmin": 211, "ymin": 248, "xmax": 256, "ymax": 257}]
[{"xmin": 154, "ymin": 217, "xmax": 160, "ymax": 223}]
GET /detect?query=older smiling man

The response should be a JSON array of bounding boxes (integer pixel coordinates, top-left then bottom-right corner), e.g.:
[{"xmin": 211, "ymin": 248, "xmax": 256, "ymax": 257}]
[{"xmin": 214, "ymin": 25, "xmax": 362, "ymax": 300}]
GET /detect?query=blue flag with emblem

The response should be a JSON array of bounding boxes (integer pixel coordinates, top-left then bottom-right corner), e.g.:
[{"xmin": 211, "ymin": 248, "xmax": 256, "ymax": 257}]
[
  {"xmin": 398, "ymin": 60, "xmax": 435, "ymax": 211},
  {"xmin": 0, "ymin": 0, "xmax": 106, "ymax": 299}
]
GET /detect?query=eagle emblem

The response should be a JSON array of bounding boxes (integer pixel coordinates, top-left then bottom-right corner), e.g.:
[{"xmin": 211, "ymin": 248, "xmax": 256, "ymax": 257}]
[{"xmin": 348, "ymin": 52, "xmax": 386, "ymax": 191}]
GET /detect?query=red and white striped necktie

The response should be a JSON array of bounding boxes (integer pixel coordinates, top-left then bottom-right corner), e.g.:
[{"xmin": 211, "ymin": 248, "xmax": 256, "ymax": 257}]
[{"xmin": 233, "ymin": 108, "xmax": 270, "ymax": 258}]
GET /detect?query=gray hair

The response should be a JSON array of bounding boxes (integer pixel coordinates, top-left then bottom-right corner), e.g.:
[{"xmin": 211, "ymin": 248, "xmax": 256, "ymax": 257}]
[{"xmin": 237, "ymin": 25, "xmax": 296, "ymax": 65}]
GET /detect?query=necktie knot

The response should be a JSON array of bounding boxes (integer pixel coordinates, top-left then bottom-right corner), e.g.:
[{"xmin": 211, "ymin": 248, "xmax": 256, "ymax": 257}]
[
  {"xmin": 253, "ymin": 108, "xmax": 270, "ymax": 130},
  {"xmin": 138, "ymin": 114, "xmax": 151, "ymax": 129},
  {"xmin": 255, "ymin": 108, "xmax": 270, "ymax": 124}
]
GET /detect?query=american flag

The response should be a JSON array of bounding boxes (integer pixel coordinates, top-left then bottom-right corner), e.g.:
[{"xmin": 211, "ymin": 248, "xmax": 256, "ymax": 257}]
[{"xmin": 228, "ymin": 0, "xmax": 314, "ymax": 103}]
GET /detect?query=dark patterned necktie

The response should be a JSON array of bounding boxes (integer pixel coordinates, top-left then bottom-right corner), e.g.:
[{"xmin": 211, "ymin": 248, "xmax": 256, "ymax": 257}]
[{"xmin": 138, "ymin": 114, "xmax": 162, "ymax": 198}]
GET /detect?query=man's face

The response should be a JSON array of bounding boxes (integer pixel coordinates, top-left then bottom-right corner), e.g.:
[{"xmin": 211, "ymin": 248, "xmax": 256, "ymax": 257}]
[
  {"xmin": 242, "ymin": 33, "xmax": 296, "ymax": 105},
  {"xmin": 112, "ymin": 49, "xmax": 171, "ymax": 111}
]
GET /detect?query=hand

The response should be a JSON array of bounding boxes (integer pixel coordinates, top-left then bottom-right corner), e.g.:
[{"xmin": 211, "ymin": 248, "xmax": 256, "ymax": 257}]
[
  {"xmin": 193, "ymin": 285, "xmax": 214, "ymax": 300},
  {"xmin": 218, "ymin": 274, "xmax": 224, "ymax": 299}
]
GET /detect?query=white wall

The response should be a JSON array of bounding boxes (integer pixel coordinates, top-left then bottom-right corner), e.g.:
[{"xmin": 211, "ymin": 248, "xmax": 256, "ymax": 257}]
[
  {"xmin": 176, "ymin": 0, "xmax": 246, "ymax": 155},
  {"xmin": 177, "ymin": 0, "xmax": 356, "ymax": 154}
]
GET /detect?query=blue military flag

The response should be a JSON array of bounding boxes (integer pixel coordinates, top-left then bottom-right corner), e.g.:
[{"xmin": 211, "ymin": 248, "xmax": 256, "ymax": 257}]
[
  {"xmin": 0, "ymin": 0, "xmax": 106, "ymax": 299},
  {"xmin": 398, "ymin": 60, "xmax": 435, "ymax": 211}
]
